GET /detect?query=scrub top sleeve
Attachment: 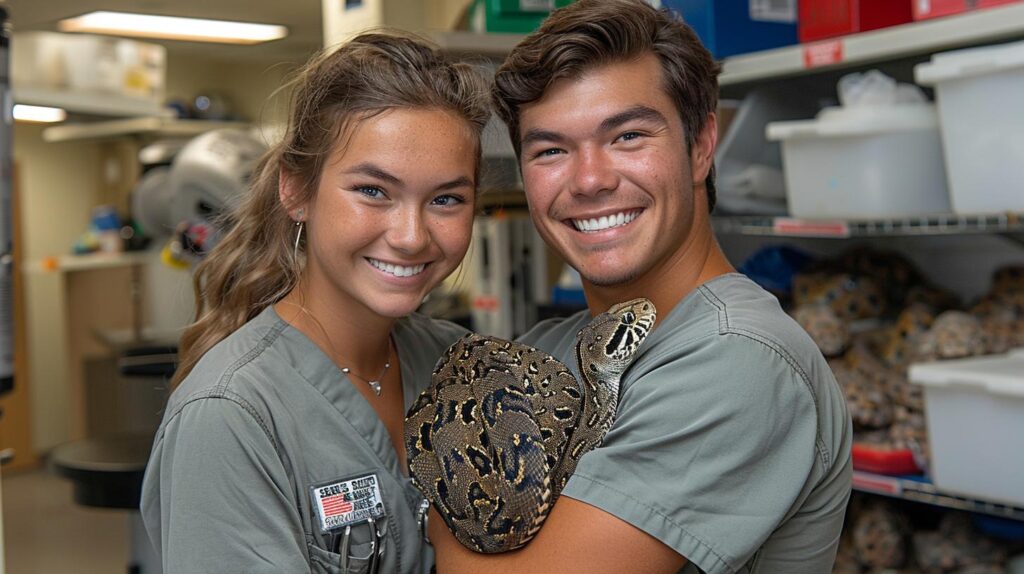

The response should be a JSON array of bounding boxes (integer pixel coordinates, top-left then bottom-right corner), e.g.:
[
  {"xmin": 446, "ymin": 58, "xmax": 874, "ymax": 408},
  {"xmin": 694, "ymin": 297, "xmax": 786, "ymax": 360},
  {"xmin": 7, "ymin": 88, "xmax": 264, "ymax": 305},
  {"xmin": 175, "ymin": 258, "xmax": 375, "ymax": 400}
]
[
  {"xmin": 560, "ymin": 333, "xmax": 823, "ymax": 574},
  {"xmin": 399, "ymin": 315, "xmax": 471, "ymax": 370},
  {"xmin": 141, "ymin": 394, "xmax": 309, "ymax": 573}
]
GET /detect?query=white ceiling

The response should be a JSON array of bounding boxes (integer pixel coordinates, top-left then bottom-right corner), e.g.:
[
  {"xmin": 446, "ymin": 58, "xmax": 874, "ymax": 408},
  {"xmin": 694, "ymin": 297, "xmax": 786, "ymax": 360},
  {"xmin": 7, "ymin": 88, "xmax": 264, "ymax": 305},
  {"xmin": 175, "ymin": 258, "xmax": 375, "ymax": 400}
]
[{"xmin": 5, "ymin": 0, "xmax": 324, "ymax": 63}]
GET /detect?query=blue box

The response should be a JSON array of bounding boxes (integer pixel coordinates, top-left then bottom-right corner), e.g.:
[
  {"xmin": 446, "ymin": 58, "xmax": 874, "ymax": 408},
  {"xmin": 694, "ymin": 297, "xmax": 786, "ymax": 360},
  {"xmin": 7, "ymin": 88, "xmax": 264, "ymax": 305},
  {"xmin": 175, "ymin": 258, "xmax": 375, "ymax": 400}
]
[{"xmin": 664, "ymin": 0, "xmax": 799, "ymax": 59}]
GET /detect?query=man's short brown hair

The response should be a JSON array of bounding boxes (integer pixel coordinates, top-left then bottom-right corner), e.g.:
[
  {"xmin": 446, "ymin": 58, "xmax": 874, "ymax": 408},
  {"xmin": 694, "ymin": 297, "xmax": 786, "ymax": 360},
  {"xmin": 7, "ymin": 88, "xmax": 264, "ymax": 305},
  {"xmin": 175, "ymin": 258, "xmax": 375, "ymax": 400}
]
[{"xmin": 492, "ymin": 0, "xmax": 721, "ymax": 211}]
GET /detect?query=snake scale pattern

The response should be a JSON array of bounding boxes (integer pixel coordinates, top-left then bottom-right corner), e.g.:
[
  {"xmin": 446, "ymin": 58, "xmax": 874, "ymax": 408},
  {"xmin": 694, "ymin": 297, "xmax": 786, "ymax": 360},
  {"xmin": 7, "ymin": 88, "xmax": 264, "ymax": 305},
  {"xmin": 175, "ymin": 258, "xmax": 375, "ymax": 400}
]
[{"xmin": 405, "ymin": 298, "xmax": 656, "ymax": 553}]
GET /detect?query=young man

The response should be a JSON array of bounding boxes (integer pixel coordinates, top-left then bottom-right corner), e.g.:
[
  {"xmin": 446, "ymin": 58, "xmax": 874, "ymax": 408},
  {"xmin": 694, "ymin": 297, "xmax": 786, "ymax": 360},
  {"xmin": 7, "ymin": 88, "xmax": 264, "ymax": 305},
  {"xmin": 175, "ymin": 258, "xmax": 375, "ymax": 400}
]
[{"xmin": 429, "ymin": 1, "xmax": 852, "ymax": 572}]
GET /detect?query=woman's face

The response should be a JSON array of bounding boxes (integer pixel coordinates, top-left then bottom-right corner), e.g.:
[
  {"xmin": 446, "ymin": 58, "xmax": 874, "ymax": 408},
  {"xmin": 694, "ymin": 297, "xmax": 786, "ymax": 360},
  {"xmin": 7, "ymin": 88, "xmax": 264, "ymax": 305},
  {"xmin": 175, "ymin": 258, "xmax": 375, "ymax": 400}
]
[{"xmin": 296, "ymin": 107, "xmax": 477, "ymax": 320}]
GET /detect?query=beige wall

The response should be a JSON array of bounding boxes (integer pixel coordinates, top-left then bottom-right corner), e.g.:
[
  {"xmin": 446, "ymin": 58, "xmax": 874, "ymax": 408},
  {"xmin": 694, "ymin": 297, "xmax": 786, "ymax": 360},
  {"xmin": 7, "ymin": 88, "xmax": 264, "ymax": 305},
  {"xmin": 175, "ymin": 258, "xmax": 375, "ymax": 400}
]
[
  {"xmin": 15, "ymin": 124, "xmax": 102, "ymax": 450},
  {"xmin": 322, "ymin": 0, "xmax": 472, "ymax": 46},
  {"xmin": 165, "ymin": 54, "xmax": 299, "ymax": 128},
  {"xmin": 15, "ymin": 124, "xmax": 102, "ymax": 262}
]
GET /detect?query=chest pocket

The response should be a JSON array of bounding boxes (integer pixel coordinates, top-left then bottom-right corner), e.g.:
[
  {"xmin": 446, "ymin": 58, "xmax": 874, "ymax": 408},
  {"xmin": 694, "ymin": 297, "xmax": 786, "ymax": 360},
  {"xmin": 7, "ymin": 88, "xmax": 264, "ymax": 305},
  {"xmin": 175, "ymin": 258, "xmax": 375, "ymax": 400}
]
[
  {"xmin": 308, "ymin": 541, "xmax": 375, "ymax": 574},
  {"xmin": 305, "ymin": 468, "xmax": 393, "ymax": 572}
]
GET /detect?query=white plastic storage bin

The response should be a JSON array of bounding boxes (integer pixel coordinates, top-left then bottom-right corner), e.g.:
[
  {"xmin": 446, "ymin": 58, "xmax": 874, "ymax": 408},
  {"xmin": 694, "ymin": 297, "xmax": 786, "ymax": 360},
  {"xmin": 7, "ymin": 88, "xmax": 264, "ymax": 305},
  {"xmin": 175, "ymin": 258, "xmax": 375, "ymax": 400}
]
[
  {"xmin": 909, "ymin": 351, "xmax": 1024, "ymax": 507},
  {"xmin": 915, "ymin": 40, "xmax": 1024, "ymax": 214},
  {"xmin": 766, "ymin": 104, "xmax": 951, "ymax": 219}
]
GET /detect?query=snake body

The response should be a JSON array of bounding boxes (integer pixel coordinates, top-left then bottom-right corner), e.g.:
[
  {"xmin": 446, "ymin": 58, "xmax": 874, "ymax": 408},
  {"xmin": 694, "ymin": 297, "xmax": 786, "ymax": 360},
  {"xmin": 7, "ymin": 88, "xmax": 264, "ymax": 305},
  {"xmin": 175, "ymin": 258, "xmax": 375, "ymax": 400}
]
[{"xmin": 405, "ymin": 298, "xmax": 656, "ymax": 553}]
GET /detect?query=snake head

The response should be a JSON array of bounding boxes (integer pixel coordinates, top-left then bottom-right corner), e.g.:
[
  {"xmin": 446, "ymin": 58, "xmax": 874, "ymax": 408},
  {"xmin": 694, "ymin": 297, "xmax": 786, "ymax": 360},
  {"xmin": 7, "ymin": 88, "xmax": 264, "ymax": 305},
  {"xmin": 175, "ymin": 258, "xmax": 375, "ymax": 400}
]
[{"xmin": 576, "ymin": 298, "xmax": 657, "ymax": 380}]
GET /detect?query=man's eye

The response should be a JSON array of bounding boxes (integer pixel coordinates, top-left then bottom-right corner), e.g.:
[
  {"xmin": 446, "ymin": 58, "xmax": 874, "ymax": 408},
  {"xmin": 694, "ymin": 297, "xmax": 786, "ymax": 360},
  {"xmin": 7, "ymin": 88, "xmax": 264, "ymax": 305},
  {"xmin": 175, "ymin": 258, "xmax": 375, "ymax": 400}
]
[
  {"xmin": 533, "ymin": 148, "xmax": 563, "ymax": 159},
  {"xmin": 617, "ymin": 131, "xmax": 643, "ymax": 142},
  {"xmin": 432, "ymin": 194, "xmax": 465, "ymax": 207}
]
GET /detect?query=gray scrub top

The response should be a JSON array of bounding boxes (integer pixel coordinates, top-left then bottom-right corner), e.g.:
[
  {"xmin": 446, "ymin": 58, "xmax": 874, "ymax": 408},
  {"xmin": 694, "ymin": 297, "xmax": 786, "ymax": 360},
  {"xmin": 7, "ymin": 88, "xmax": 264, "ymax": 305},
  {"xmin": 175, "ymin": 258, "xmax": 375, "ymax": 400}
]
[
  {"xmin": 519, "ymin": 274, "xmax": 853, "ymax": 574},
  {"xmin": 141, "ymin": 306, "xmax": 467, "ymax": 574}
]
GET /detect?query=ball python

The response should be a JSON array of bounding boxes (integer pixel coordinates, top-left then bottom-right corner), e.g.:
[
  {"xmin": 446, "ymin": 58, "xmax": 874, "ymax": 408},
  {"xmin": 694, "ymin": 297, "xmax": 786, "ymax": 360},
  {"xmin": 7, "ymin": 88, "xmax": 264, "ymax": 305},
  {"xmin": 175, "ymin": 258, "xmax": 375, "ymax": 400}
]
[
  {"xmin": 792, "ymin": 271, "xmax": 886, "ymax": 322},
  {"xmin": 404, "ymin": 298, "xmax": 656, "ymax": 553}
]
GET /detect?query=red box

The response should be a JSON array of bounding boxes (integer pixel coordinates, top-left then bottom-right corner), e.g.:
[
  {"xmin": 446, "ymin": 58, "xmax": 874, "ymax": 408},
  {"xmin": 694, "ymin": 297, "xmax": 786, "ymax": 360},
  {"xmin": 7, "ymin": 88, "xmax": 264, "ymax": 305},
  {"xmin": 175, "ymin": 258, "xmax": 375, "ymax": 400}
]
[
  {"xmin": 912, "ymin": 0, "xmax": 972, "ymax": 21},
  {"xmin": 978, "ymin": 0, "xmax": 1023, "ymax": 7},
  {"xmin": 915, "ymin": 0, "xmax": 1022, "ymax": 20},
  {"xmin": 799, "ymin": 0, "xmax": 914, "ymax": 42},
  {"xmin": 851, "ymin": 443, "xmax": 922, "ymax": 476}
]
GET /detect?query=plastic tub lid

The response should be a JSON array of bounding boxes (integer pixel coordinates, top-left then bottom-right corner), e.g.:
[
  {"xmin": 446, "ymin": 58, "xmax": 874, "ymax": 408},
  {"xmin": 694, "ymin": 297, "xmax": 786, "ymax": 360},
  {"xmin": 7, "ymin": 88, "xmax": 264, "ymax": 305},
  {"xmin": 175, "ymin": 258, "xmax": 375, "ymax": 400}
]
[
  {"xmin": 766, "ymin": 103, "xmax": 938, "ymax": 141},
  {"xmin": 916, "ymin": 39, "xmax": 1024, "ymax": 85},
  {"xmin": 908, "ymin": 350, "xmax": 1024, "ymax": 399}
]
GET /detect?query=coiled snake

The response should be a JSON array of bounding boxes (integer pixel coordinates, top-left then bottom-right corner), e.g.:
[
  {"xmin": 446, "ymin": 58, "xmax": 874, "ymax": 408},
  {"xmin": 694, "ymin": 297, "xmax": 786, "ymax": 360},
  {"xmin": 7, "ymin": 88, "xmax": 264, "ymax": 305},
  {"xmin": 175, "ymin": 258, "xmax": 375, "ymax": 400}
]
[{"xmin": 404, "ymin": 298, "xmax": 656, "ymax": 553}]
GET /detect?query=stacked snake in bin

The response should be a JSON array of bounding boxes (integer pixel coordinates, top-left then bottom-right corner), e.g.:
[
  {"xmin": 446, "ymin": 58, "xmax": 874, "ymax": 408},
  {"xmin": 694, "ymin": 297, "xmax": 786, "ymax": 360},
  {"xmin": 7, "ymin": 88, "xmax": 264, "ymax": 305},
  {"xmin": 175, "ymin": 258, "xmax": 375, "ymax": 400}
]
[{"xmin": 405, "ymin": 298, "xmax": 656, "ymax": 553}]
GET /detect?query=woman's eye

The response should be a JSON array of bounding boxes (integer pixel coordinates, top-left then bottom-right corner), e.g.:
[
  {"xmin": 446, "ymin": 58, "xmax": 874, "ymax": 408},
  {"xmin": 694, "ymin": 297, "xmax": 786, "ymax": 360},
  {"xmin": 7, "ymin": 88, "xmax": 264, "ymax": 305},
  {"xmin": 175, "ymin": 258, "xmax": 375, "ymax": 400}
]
[
  {"xmin": 355, "ymin": 185, "xmax": 385, "ymax": 199},
  {"xmin": 432, "ymin": 194, "xmax": 465, "ymax": 207}
]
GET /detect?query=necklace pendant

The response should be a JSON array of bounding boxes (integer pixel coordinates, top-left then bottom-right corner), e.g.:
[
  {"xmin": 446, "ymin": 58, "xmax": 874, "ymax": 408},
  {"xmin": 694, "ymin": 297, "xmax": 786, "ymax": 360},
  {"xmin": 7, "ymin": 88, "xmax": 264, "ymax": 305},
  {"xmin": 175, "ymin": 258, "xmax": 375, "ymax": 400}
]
[{"xmin": 368, "ymin": 380, "xmax": 382, "ymax": 396}]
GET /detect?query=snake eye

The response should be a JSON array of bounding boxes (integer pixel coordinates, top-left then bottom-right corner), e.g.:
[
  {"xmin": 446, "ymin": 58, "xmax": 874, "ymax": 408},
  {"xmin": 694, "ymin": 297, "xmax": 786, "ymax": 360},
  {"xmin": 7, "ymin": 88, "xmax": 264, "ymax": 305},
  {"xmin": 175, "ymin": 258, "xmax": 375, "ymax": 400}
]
[{"xmin": 622, "ymin": 311, "xmax": 636, "ymax": 323}]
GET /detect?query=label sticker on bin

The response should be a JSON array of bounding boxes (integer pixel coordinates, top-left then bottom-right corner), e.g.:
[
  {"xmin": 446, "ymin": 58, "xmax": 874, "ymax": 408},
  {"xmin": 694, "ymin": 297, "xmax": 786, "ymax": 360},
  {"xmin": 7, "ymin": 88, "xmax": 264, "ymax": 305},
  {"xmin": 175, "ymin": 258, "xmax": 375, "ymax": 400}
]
[
  {"xmin": 772, "ymin": 218, "xmax": 850, "ymax": 237},
  {"xmin": 750, "ymin": 0, "xmax": 798, "ymax": 23},
  {"xmin": 803, "ymin": 39, "xmax": 844, "ymax": 68}
]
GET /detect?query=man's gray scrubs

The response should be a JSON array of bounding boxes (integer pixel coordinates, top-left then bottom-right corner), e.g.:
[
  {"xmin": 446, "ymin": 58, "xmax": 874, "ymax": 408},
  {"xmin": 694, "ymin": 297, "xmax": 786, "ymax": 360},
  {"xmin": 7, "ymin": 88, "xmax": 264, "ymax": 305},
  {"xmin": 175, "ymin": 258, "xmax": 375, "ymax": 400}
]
[
  {"xmin": 141, "ymin": 307, "xmax": 466, "ymax": 573},
  {"xmin": 519, "ymin": 274, "xmax": 853, "ymax": 574}
]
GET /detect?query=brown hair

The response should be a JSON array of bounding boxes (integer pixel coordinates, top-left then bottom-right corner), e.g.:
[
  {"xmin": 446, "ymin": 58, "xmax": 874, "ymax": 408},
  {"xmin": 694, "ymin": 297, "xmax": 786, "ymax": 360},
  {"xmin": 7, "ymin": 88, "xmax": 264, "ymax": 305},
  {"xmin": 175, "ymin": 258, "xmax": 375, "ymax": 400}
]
[
  {"xmin": 492, "ymin": 0, "xmax": 721, "ymax": 210},
  {"xmin": 171, "ymin": 32, "xmax": 491, "ymax": 388}
]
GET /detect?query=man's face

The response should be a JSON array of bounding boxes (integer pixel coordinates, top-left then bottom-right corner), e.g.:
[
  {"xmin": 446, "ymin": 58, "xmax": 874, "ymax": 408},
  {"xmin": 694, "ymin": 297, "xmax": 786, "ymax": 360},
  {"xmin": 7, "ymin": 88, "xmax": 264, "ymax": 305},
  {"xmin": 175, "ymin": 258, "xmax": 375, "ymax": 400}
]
[{"xmin": 518, "ymin": 54, "xmax": 712, "ymax": 290}]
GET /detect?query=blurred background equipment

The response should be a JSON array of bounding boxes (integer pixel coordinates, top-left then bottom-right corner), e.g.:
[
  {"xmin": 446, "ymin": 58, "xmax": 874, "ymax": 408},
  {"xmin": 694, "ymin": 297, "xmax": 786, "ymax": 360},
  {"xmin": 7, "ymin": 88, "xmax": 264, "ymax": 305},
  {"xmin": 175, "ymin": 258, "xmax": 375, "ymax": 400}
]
[
  {"xmin": 131, "ymin": 139, "xmax": 185, "ymax": 242},
  {"xmin": 164, "ymin": 128, "xmax": 265, "ymax": 238},
  {"xmin": 131, "ymin": 128, "xmax": 266, "ymax": 266}
]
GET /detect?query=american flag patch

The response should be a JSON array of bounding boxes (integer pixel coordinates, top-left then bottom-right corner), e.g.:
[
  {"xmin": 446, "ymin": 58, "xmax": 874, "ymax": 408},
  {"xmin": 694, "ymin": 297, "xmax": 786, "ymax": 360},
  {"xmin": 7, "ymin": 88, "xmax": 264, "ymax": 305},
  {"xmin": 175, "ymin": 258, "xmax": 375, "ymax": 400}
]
[
  {"xmin": 321, "ymin": 493, "xmax": 354, "ymax": 516},
  {"xmin": 310, "ymin": 473, "xmax": 386, "ymax": 533}
]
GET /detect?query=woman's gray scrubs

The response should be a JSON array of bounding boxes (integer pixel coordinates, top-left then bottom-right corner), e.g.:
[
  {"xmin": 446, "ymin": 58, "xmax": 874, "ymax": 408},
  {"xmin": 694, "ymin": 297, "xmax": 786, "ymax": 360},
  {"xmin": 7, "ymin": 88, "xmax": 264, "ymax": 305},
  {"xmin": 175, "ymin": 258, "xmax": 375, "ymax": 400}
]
[{"xmin": 141, "ymin": 306, "xmax": 466, "ymax": 573}]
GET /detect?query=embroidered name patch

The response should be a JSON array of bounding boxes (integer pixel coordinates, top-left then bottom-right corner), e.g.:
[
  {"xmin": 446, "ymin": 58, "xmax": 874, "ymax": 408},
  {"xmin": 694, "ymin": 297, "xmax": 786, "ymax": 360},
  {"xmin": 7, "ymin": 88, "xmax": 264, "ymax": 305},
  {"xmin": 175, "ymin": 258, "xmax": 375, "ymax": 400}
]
[{"xmin": 310, "ymin": 473, "xmax": 386, "ymax": 533}]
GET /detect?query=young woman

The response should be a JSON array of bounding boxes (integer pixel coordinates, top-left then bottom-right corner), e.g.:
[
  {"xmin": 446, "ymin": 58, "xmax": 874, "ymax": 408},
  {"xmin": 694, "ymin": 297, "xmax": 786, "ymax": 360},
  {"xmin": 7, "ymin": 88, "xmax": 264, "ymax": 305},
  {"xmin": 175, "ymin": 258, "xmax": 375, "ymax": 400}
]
[{"xmin": 140, "ymin": 32, "xmax": 490, "ymax": 573}]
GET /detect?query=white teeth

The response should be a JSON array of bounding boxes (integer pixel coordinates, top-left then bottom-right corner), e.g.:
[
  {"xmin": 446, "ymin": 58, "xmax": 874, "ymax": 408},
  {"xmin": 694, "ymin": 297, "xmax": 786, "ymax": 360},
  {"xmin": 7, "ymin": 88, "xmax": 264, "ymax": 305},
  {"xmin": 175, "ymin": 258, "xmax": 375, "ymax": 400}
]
[
  {"xmin": 572, "ymin": 211, "xmax": 639, "ymax": 233},
  {"xmin": 369, "ymin": 259, "xmax": 426, "ymax": 277}
]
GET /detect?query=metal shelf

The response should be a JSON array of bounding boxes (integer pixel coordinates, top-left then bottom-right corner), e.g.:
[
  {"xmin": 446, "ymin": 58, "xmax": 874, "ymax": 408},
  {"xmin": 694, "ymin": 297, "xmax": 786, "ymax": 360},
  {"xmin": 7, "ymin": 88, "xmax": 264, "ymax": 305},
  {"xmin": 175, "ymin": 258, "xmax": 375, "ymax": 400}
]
[
  {"xmin": 13, "ymin": 87, "xmax": 171, "ymax": 119},
  {"xmin": 853, "ymin": 471, "xmax": 1024, "ymax": 522},
  {"xmin": 41, "ymin": 117, "xmax": 250, "ymax": 143},
  {"xmin": 22, "ymin": 252, "xmax": 150, "ymax": 274},
  {"xmin": 720, "ymin": 3, "xmax": 1024, "ymax": 86},
  {"xmin": 713, "ymin": 213, "xmax": 1024, "ymax": 238}
]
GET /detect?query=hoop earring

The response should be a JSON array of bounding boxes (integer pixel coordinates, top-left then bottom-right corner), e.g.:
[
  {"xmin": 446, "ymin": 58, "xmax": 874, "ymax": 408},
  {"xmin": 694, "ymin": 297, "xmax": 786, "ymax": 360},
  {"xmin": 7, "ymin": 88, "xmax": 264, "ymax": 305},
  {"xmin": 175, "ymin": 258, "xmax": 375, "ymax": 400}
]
[{"xmin": 293, "ymin": 220, "xmax": 304, "ymax": 262}]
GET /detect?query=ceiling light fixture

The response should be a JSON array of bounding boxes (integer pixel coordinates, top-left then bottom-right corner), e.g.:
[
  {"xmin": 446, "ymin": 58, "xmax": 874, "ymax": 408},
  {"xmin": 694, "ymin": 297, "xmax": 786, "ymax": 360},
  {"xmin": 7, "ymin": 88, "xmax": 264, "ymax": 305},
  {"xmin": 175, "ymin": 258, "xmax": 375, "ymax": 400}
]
[
  {"xmin": 13, "ymin": 105, "xmax": 67, "ymax": 123},
  {"xmin": 57, "ymin": 11, "xmax": 288, "ymax": 45}
]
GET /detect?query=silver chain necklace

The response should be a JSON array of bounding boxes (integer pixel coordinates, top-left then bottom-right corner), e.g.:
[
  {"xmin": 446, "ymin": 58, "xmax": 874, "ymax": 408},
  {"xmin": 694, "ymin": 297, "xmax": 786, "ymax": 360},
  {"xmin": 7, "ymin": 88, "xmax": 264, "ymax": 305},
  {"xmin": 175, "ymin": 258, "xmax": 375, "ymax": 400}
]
[{"xmin": 341, "ymin": 338, "xmax": 393, "ymax": 397}]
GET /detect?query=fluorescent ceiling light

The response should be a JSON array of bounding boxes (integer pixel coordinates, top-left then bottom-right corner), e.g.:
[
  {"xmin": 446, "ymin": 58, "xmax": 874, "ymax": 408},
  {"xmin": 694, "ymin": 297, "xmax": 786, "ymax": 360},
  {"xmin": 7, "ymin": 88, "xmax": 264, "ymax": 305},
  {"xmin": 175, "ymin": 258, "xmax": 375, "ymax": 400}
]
[
  {"xmin": 13, "ymin": 105, "xmax": 67, "ymax": 123},
  {"xmin": 57, "ymin": 11, "xmax": 288, "ymax": 45}
]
